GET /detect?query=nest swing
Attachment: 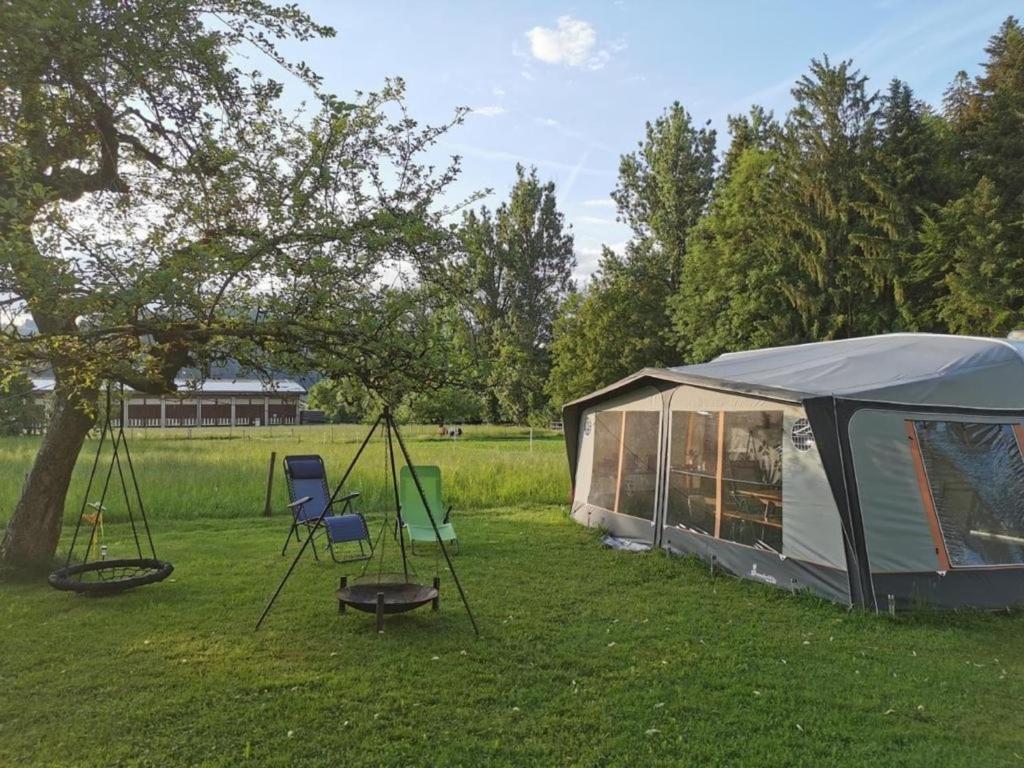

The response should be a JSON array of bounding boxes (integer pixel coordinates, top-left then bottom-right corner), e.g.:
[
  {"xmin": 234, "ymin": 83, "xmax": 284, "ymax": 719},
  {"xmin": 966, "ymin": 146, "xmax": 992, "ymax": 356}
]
[{"xmin": 48, "ymin": 386, "xmax": 173, "ymax": 596}]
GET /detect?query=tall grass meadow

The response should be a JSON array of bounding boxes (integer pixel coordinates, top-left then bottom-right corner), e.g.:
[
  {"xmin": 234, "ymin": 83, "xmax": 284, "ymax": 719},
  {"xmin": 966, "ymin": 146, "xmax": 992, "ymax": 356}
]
[{"xmin": 0, "ymin": 424, "xmax": 570, "ymax": 525}]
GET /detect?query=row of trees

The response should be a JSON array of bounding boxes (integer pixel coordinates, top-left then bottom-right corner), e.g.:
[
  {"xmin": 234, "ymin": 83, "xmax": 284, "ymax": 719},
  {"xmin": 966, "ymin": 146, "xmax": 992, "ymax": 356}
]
[
  {"xmin": 549, "ymin": 17, "xmax": 1024, "ymax": 405},
  {"xmin": 314, "ymin": 16, "xmax": 1024, "ymax": 425},
  {"xmin": 310, "ymin": 163, "xmax": 576, "ymax": 425}
]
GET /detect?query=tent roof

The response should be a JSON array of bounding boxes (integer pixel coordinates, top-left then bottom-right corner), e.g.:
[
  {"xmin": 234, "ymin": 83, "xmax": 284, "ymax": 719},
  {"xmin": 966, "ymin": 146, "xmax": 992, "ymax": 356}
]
[
  {"xmin": 566, "ymin": 334, "xmax": 1024, "ymax": 410},
  {"xmin": 674, "ymin": 333, "xmax": 1024, "ymax": 402}
]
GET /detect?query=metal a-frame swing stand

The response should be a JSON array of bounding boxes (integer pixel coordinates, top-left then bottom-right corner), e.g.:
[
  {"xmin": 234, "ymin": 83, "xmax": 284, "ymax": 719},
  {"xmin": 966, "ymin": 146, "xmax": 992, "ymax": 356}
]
[{"xmin": 255, "ymin": 407, "xmax": 479, "ymax": 636}]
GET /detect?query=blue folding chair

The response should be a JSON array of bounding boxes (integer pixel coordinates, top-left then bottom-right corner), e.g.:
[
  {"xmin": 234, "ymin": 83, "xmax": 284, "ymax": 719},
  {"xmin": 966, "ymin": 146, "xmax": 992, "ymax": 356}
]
[{"xmin": 281, "ymin": 455, "xmax": 373, "ymax": 564}]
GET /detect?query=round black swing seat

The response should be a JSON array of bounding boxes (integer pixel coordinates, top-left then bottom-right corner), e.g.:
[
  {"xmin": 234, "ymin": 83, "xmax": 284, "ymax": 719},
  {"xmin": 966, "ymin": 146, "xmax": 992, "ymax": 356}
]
[
  {"xmin": 336, "ymin": 574, "xmax": 438, "ymax": 614},
  {"xmin": 48, "ymin": 558, "xmax": 174, "ymax": 596}
]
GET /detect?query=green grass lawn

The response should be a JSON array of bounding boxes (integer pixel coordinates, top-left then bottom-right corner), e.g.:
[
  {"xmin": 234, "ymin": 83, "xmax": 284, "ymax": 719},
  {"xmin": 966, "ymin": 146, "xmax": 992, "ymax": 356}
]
[{"xmin": 2, "ymin": 428, "xmax": 1024, "ymax": 766}]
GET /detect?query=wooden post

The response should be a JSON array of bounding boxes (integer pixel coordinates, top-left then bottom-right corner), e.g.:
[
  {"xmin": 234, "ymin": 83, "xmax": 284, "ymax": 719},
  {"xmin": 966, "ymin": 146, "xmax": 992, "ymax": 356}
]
[
  {"xmin": 263, "ymin": 451, "xmax": 277, "ymax": 517},
  {"xmin": 683, "ymin": 413, "xmax": 697, "ymax": 489},
  {"xmin": 1012, "ymin": 424, "xmax": 1024, "ymax": 458},
  {"xmin": 905, "ymin": 421, "xmax": 951, "ymax": 571}
]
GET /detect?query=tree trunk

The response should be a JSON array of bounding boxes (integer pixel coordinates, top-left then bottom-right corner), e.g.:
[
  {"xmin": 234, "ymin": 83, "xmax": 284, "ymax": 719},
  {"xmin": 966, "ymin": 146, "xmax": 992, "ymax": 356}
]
[
  {"xmin": 0, "ymin": 382, "xmax": 96, "ymax": 573},
  {"xmin": 484, "ymin": 391, "xmax": 501, "ymax": 424}
]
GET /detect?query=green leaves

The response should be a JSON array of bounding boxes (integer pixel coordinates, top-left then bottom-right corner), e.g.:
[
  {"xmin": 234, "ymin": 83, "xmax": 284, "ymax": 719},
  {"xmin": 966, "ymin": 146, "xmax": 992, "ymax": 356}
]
[
  {"xmin": 555, "ymin": 15, "xmax": 1024, "ymax": 400},
  {"xmin": 459, "ymin": 165, "xmax": 575, "ymax": 423},
  {"xmin": 612, "ymin": 103, "xmax": 716, "ymax": 287},
  {"xmin": 548, "ymin": 103, "xmax": 716, "ymax": 403},
  {"xmin": 669, "ymin": 145, "xmax": 800, "ymax": 363},
  {"xmin": 921, "ymin": 177, "xmax": 1019, "ymax": 335},
  {"xmin": 1, "ymin": 1, "xmax": 478, "ymax": 434}
]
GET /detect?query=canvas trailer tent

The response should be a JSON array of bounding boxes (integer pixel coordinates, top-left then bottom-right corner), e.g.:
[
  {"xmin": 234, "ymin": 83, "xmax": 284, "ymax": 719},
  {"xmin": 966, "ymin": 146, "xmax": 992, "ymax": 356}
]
[{"xmin": 563, "ymin": 333, "xmax": 1024, "ymax": 611}]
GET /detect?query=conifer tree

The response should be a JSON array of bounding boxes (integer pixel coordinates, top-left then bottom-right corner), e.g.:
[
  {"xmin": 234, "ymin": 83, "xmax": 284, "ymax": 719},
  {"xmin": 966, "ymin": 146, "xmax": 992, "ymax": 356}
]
[
  {"xmin": 459, "ymin": 166, "xmax": 574, "ymax": 422},
  {"xmin": 777, "ymin": 57, "xmax": 886, "ymax": 338}
]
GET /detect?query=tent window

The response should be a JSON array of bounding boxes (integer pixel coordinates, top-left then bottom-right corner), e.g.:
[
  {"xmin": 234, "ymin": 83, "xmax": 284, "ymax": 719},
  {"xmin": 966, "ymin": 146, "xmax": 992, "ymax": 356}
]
[
  {"xmin": 667, "ymin": 409, "xmax": 784, "ymax": 548},
  {"xmin": 720, "ymin": 412, "xmax": 784, "ymax": 550},
  {"xmin": 913, "ymin": 421, "xmax": 1024, "ymax": 567},
  {"xmin": 666, "ymin": 411, "xmax": 719, "ymax": 534},
  {"xmin": 588, "ymin": 411, "xmax": 623, "ymax": 510},
  {"xmin": 617, "ymin": 412, "xmax": 660, "ymax": 520}
]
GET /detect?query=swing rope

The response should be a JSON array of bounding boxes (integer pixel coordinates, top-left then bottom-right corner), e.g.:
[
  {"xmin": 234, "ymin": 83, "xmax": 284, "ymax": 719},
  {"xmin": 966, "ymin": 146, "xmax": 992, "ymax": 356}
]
[
  {"xmin": 48, "ymin": 383, "xmax": 173, "ymax": 595},
  {"xmin": 119, "ymin": 419, "xmax": 158, "ymax": 559},
  {"xmin": 63, "ymin": 392, "xmax": 113, "ymax": 568}
]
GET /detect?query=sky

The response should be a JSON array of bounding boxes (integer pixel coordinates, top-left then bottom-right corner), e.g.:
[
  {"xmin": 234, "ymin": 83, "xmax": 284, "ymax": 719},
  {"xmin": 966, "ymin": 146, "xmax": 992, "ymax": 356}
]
[{"xmin": 274, "ymin": 0, "xmax": 1020, "ymax": 283}]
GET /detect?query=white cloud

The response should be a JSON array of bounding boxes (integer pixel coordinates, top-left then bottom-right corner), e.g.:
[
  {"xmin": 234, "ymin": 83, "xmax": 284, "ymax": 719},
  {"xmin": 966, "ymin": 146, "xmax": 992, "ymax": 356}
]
[
  {"xmin": 573, "ymin": 241, "xmax": 627, "ymax": 282},
  {"xmin": 472, "ymin": 105, "xmax": 508, "ymax": 117},
  {"xmin": 526, "ymin": 16, "xmax": 614, "ymax": 70},
  {"xmin": 581, "ymin": 197, "xmax": 616, "ymax": 209},
  {"xmin": 492, "ymin": 86, "xmax": 506, "ymax": 97},
  {"xmin": 574, "ymin": 245, "xmax": 604, "ymax": 281}
]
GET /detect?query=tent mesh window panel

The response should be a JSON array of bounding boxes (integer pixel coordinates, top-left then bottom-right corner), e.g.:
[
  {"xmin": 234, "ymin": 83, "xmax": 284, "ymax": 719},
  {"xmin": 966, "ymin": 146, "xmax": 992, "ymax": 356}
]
[
  {"xmin": 588, "ymin": 411, "xmax": 623, "ymax": 511},
  {"xmin": 666, "ymin": 411, "xmax": 719, "ymax": 535},
  {"xmin": 616, "ymin": 412, "xmax": 660, "ymax": 520},
  {"xmin": 720, "ymin": 411, "xmax": 784, "ymax": 551},
  {"xmin": 915, "ymin": 420, "xmax": 1024, "ymax": 567}
]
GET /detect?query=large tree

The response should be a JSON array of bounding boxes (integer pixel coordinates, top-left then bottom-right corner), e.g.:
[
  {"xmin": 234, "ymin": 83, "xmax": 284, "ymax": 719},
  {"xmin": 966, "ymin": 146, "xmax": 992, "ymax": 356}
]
[
  {"xmin": 612, "ymin": 102, "xmax": 717, "ymax": 292},
  {"xmin": 458, "ymin": 165, "xmax": 574, "ymax": 423},
  {"xmin": 547, "ymin": 103, "xmax": 715, "ymax": 404},
  {"xmin": 852, "ymin": 79, "xmax": 953, "ymax": 330},
  {"xmin": 0, "ymin": 2, "xmax": 467, "ymax": 571},
  {"xmin": 775, "ymin": 57, "xmax": 902, "ymax": 339},
  {"xmin": 547, "ymin": 240, "xmax": 684, "ymax": 405},
  {"xmin": 670, "ymin": 121, "xmax": 803, "ymax": 362},
  {"xmin": 920, "ymin": 178, "xmax": 1018, "ymax": 334},
  {"xmin": 918, "ymin": 16, "xmax": 1024, "ymax": 336}
]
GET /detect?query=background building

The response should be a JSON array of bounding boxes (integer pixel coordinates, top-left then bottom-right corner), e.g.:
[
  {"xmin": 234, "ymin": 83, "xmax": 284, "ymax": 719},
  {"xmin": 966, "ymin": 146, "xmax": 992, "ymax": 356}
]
[{"xmin": 30, "ymin": 378, "xmax": 306, "ymax": 428}]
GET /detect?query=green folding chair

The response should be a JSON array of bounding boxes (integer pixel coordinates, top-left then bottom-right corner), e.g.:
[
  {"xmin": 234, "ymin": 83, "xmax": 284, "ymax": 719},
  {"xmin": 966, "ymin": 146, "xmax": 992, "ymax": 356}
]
[{"xmin": 398, "ymin": 465, "xmax": 459, "ymax": 554}]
